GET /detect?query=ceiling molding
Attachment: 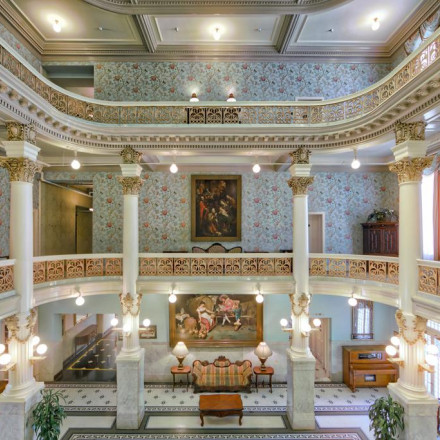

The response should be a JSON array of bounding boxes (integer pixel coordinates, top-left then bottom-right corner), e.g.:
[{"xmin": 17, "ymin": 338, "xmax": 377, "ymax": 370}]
[
  {"xmin": 132, "ymin": 15, "xmax": 158, "ymax": 52},
  {"xmin": 276, "ymin": 15, "xmax": 305, "ymax": 54},
  {"xmin": 82, "ymin": 0, "xmax": 355, "ymax": 15}
]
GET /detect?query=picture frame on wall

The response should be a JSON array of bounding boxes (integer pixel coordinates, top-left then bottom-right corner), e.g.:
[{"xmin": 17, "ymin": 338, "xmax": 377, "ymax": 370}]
[
  {"xmin": 191, "ymin": 175, "xmax": 241, "ymax": 242},
  {"xmin": 169, "ymin": 294, "xmax": 262, "ymax": 347}
]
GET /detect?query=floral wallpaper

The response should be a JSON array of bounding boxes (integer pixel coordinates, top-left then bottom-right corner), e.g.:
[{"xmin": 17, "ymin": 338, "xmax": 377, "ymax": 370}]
[
  {"xmin": 0, "ymin": 169, "xmax": 11, "ymax": 257},
  {"xmin": 94, "ymin": 61, "xmax": 392, "ymax": 102},
  {"xmin": 0, "ymin": 23, "xmax": 41, "ymax": 71}
]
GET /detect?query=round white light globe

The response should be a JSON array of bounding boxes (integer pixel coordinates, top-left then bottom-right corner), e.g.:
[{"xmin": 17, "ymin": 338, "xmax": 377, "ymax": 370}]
[
  {"xmin": 390, "ymin": 336, "xmax": 400, "ymax": 347},
  {"xmin": 143, "ymin": 318, "xmax": 151, "ymax": 328},
  {"xmin": 252, "ymin": 164, "xmax": 261, "ymax": 174},
  {"xmin": 169, "ymin": 293, "xmax": 177, "ymax": 303},
  {"xmin": 170, "ymin": 163, "xmax": 178, "ymax": 174},
  {"xmin": 351, "ymin": 158, "xmax": 361, "ymax": 169},
  {"xmin": 75, "ymin": 295, "xmax": 85, "ymax": 306},
  {"xmin": 385, "ymin": 345, "xmax": 397, "ymax": 357},
  {"xmin": 71, "ymin": 159, "xmax": 81, "ymax": 170},
  {"xmin": 348, "ymin": 297, "xmax": 358, "ymax": 307},
  {"xmin": 0, "ymin": 343, "xmax": 5, "ymax": 355},
  {"xmin": 0, "ymin": 353, "xmax": 12, "ymax": 365},
  {"xmin": 32, "ymin": 335, "xmax": 40, "ymax": 347},
  {"xmin": 302, "ymin": 323, "xmax": 312, "ymax": 333},
  {"xmin": 110, "ymin": 318, "xmax": 119, "ymax": 327},
  {"xmin": 427, "ymin": 344, "xmax": 439, "ymax": 356},
  {"xmin": 313, "ymin": 318, "xmax": 322, "ymax": 327},
  {"xmin": 426, "ymin": 354, "xmax": 437, "ymax": 366},
  {"xmin": 280, "ymin": 318, "xmax": 288, "ymax": 327},
  {"xmin": 122, "ymin": 323, "xmax": 131, "ymax": 333},
  {"xmin": 256, "ymin": 293, "xmax": 264, "ymax": 303},
  {"xmin": 36, "ymin": 344, "xmax": 48, "ymax": 355}
]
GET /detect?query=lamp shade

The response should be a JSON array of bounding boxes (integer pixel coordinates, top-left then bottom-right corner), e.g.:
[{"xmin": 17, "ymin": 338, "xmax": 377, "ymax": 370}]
[
  {"xmin": 172, "ymin": 341, "xmax": 189, "ymax": 358},
  {"xmin": 254, "ymin": 342, "xmax": 272, "ymax": 360}
]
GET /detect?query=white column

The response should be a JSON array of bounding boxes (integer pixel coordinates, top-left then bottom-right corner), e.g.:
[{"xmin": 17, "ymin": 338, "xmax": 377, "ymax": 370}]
[
  {"xmin": 0, "ymin": 125, "xmax": 44, "ymax": 440},
  {"xmin": 116, "ymin": 158, "xmax": 145, "ymax": 429},
  {"xmin": 388, "ymin": 123, "xmax": 438, "ymax": 440},
  {"xmin": 285, "ymin": 150, "xmax": 316, "ymax": 430}
]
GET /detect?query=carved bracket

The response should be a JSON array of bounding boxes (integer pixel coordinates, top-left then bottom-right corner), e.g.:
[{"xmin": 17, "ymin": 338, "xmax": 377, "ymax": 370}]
[
  {"xmin": 395, "ymin": 309, "xmax": 427, "ymax": 345},
  {"xmin": 120, "ymin": 146, "xmax": 142, "ymax": 164},
  {"xmin": 289, "ymin": 292, "xmax": 310, "ymax": 317},
  {"xmin": 5, "ymin": 309, "xmax": 37, "ymax": 343},
  {"xmin": 5, "ymin": 122, "xmax": 36, "ymax": 144},
  {"xmin": 395, "ymin": 121, "xmax": 426, "ymax": 145},
  {"xmin": 119, "ymin": 292, "xmax": 142, "ymax": 316},
  {"xmin": 289, "ymin": 147, "xmax": 311, "ymax": 164}
]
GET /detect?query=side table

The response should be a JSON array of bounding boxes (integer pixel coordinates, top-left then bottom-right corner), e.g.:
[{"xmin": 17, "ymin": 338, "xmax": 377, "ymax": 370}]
[
  {"xmin": 253, "ymin": 366, "xmax": 274, "ymax": 393},
  {"xmin": 171, "ymin": 365, "xmax": 191, "ymax": 391}
]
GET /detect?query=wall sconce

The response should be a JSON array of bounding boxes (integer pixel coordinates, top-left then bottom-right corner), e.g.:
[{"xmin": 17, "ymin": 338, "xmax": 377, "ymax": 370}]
[
  {"xmin": 172, "ymin": 341, "xmax": 189, "ymax": 369},
  {"xmin": 385, "ymin": 335, "xmax": 404, "ymax": 366},
  {"xmin": 280, "ymin": 318, "xmax": 321, "ymax": 337},
  {"xmin": 169, "ymin": 288, "xmax": 177, "ymax": 303},
  {"xmin": 111, "ymin": 315, "xmax": 152, "ymax": 337},
  {"xmin": 255, "ymin": 288, "xmax": 264, "ymax": 304},
  {"xmin": 0, "ymin": 343, "xmax": 15, "ymax": 372},
  {"xmin": 254, "ymin": 341, "xmax": 272, "ymax": 370},
  {"xmin": 30, "ymin": 334, "xmax": 48, "ymax": 363}
]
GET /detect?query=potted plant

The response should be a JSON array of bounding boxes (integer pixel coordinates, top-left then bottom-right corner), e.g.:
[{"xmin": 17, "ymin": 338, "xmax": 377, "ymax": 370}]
[
  {"xmin": 32, "ymin": 389, "xmax": 66, "ymax": 440},
  {"xmin": 368, "ymin": 396, "xmax": 404, "ymax": 439}
]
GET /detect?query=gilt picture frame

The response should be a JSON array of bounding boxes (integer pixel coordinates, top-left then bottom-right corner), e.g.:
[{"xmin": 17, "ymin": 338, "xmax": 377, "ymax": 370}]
[
  {"xmin": 169, "ymin": 293, "xmax": 262, "ymax": 347},
  {"xmin": 191, "ymin": 175, "xmax": 241, "ymax": 242}
]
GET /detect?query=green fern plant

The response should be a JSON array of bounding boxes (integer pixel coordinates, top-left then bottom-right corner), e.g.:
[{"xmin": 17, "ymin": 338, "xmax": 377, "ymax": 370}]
[
  {"xmin": 32, "ymin": 389, "xmax": 66, "ymax": 440},
  {"xmin": 368, "ymin": 396, "xmax": 404, "ymax": 439}
]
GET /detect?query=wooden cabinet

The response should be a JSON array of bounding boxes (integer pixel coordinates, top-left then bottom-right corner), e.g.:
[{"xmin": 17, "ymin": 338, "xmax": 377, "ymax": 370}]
[
  {"xmin": 362, "ymin": 222, "xmax": 398, "ymax": 256},
  {"xmin": 343, "ymin": 345, "xmax": 398, "ymax": 392}
]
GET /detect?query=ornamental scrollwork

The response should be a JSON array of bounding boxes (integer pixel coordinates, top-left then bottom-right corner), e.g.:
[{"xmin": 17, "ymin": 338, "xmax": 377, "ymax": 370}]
[
  {"xmin": 117, "ymin": 176, "xmax": 143, "ymax": 195},
  {"xmin": 5, "ymin": 308, "xmax": 37, "ymax": 343},
  {"xmin": 395, "ymin": 309, "xmax": 427, "ymax": 345},
  {"xmin": 120, "ymin": 146, "xmax": 142, "ymax": 164},
  {"xmin": 287, "ymin": 176, "xmax": 314, "ymax": 196},
  {"xmin": 0, "ymin": 157, "xmax": 42, "ymax": 183},
  {"xmin": 289, "ymin": 292, "xmax": 310, "ymax": 317},
  {"xmin": 389, "ymin": 157, "xmax": 433, "ymax": 184},
  {"xmin": 289, "ymin": 148, "xmax": 310, "ymax": 164},
  {"xmin": 394, "ymin": 121, "xmax": 426, "ymax": 145},
  {"xmin": 5, "ymin": 122, "xmax": 36, "ymax": 144},
  {"xmin": 119, "ymin": 292, "xmax": 142, "ymax": 317}
]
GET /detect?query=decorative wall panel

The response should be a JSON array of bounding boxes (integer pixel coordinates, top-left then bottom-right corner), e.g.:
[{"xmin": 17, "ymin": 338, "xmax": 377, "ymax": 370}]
[{"xmin": 0, "ymin": 169, "xmax": 10, "ymax": 257}]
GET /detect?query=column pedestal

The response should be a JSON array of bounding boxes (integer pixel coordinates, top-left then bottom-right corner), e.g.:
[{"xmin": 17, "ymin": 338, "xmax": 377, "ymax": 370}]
[
  {"xmin": 388, "ymin": 382, "xmax": 438, "ymax": 440},
  {"xmin": 116, "ymin": 348, "xmax": 145, "ymax": 429},
  {"xmin": 286, "ymin": 349, "xmax": 316, "ymax": 430}
]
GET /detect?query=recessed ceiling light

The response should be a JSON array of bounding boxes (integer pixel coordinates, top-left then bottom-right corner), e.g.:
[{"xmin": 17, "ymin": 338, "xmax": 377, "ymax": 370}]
[
  {"xmin": 371, "ymin": 17, "xmax": 380, "ymax": 31},
  {"xmin": 98, "ymin": 26, "xmax": 104, "ymax": 31}
]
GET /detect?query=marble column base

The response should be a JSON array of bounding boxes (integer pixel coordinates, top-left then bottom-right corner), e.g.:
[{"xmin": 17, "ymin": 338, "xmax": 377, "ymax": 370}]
[
  {"xmin": 388, "ymin": 382, "xmax": 438, "ymax": 440},
  {"xmin": 116, "ymin": 348, "xmax": 145, "ymax": 429},
  {"xmin": 286, "ymin": 348, "xmax": 316, "ymax": 430},
  {"xmin": 0, "ymin": 381, "xmax": 44, "ymax": 440}
]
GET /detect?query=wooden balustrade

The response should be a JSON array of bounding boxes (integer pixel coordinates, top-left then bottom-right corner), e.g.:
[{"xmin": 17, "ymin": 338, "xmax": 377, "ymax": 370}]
[{"xmin": 0, "ymin": 260, "xmax": 14, "ymax": 293}]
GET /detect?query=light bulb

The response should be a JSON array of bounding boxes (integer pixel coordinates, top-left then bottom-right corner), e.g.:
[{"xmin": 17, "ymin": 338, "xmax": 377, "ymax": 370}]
[
  {"xmin": 213, "ymin": 27, "xmax": 221, "ymax": 41},
  {"xmin": 313, "ymin": 318, "xmax": 322, "ymax": 327},
  {"xmin": 189, "ymin": 93, "xmax": 199, "ymax": 102},
  {"xmin": 252, "ymin": 164, "xmax": 261, "ymax": 174},
  {"xmin": 302, "ymin": 323, "xmax": 312, "ymax": 333},
  {"xmin": 71, "ymin": 159, "xmax": 81, "ymax": 170},
  {"xmin": 227, "ymin": 93, "xmax": 236, "ymax": 102},
  {"xmin": 122, "ymin": 322, "xmax": 131, "ymax": 333},
  {"xmin": 143, "ymin": 318, "xmax": 151, "ymax": 328},
  {"xmin": 0, "ymin": 353, "xmax": 11, "ymax": 365},
  {"xmin": 169, "ymin": 293, "xmax": 177, "ymax": 303},
  {"xmin": 32, "ymin": 336, "xmax": 40, "ymax": 346},
  {"xmin": 351, "ymin": 158, "xmax": 361, "ymax": 169},
  {"xmin": 280, "ymin": 318, "xmax": 288, "ymax": 327},
  {"xmin": 426, "ymin": 354, "xmax": 437, "ymax": 366},
  {"xmin": 371, "ymin": 18, "xmax": 380, "ymax": 31},
  {"xmin": 348, "ymin": 297, "xmax": 358, "ymax": 307},
  {"xmin": 427, "ymin": 344, "xmax": 439, "ymax": 356},
  {"xmin": 256, "ymin": 293, "xmax": 264, "ymax": 303},
  {"xmin": 0, "ymin": 343, "xmax": 5, "ymax": 354},
  {"xmin": 170, "ymin": 163, "xmax": 178, "ymax": 174},
  {"xmin": 75, "ymin": 295, "xmax": 85, "ymax": 306},
  {"xmin": 390, "ymin": 336, "xmax": 400, "ymax": 347},
  {"xmin": 385, "ymin": 345, "xmax": 397, "ymax": 356},
  {"xmin": 36, "ymin": 344, "xmax": 48, "ymax": 355},
  {"xmin": 53, "ymin": 19, "xmax": 62, "ymax": 33},
  {"xmin": 111, "ymin": 318, "xmax": 119, "ymax": 327}
]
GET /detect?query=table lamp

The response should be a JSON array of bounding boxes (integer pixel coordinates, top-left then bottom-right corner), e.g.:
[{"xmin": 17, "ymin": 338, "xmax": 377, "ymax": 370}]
[
  {"xmin": 172, "ymin": 341, "xmax": 189, "ymax": 369},
  {"xmin": 254, "ymin": 341, "xmax": 272, "ymax": 371}
]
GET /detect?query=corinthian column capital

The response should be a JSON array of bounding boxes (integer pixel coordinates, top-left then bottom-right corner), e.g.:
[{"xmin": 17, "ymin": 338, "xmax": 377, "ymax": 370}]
[
  {"xmin": 289, "ymin": 293, "xmax": 310, "ymax": 318},
  {"xmin": 5, "ymin": 122, "xmax": 37, "ymax": 144},
  {"xmin": 117, "ymin": 176, "xmax": 143, "ymax": 195},
  {"xmin": 0, "ymin": 157, "xmax": 42, "ymax": 183},
  {"xmin": 395, "ymin": 309, "xmax": 427, "ymax": 345},
  {"xmin": 287, "ymin": 176, "xmax": 314, "ymax": 195},
  {"xmin": 395, "ymin": 121, "xmax": 426, "ymax": 145},
  {"xmin": 5, "ymin": 309, "xmax": 37, "ymax": 343},
  {"xmin": 389, "ymin": 157, "xmax": 433, "ymax": 184}
]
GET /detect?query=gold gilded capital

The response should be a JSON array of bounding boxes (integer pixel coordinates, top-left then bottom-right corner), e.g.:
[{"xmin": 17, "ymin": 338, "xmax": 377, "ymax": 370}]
[
  {"xmin": 6, "ymin": 122, "xmax": 37, "ymax": 144},
  {"xmin": 120, "ymin": 146, "xmax": 142, "ymax": 164},
  {"xmin": 395, "ymin": 309, "xmax": 427, "ymax": 345},
  {"xmin": 117, "ymin": 176, "xmax": 143, "ymax": 195},
  {"xmin": 289, "ymin": 147, "xmax": 310, "ymax": 165},
  {"xmin": 389, "ymin": 157, "xmax": 433, "ymax": 184},
  {"xmin": 395, "ymin": 121, "xmax": 426, "ymax": 145},
  {"xmin": 0, "ymin": 157, "xmax": 42, "ymax": 183},
  {"xmin": 287, "ymin": 176, "xmax": 314, "ymax": 195}
]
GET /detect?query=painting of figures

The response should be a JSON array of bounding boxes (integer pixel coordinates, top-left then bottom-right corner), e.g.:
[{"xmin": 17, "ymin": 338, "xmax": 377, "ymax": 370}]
[
  {"xmin": 191, "ymin": 175, "xmax": 241, "ymax": 241},
  {"xmin": 169, "ymin": 294, "xmax": 262, "ymax": 347}
]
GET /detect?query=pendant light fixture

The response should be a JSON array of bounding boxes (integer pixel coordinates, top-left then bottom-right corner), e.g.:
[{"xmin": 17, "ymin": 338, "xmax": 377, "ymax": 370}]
[
  {"xmin": 71, "ymin": 151, "xmax": 81, "ymax": 170},
  {"xmin": 351, "ymin": 149, "xmax": 361, "ymax": 169}
]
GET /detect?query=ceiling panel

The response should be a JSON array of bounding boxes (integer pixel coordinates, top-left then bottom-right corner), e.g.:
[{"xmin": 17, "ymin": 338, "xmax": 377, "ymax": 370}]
[
  {"xmin": 12, "ymin": 0, "xmax": 142, "ymax": 43},
  {"xmin": 153, "ymin": 15, "xmax": 283, "ymax": 45},
  {"xmin": 295, "ymin": 0, "xmax": 424, "ymax": 45}
]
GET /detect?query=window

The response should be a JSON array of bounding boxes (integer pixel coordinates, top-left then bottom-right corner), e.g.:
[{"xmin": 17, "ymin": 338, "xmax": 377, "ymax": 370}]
[
  {"xmin": 352, "ymin": 300, "xmax": 374, "ymax": 340},
  {"xmin": 425, "ymin": 320, "xmax": 440, "ymax": 398}
]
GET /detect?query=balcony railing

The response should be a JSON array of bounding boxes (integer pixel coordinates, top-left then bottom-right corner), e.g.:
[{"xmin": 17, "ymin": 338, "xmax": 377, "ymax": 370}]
[
  {"xmin": 418, "ymin": 260, "xmax": 440, "ymax": 296},
  {"xmin": 0, "ymin": 27, "xmax": 439, "ymax": 126},
  {"xmin": 0, "ymin": 259, "xmax": 14, "ymax": 293}
]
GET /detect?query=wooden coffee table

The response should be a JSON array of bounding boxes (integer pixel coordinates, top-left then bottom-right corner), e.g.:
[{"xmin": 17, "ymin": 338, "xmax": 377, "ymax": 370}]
[{"xmin": 199, "ymin": 394, "xmax": 243, "ymax": 426}]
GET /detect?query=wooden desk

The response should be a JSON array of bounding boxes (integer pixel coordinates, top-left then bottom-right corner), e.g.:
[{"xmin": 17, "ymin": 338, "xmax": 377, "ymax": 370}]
[
  {"xmin": 171, "ymin": 365, "xmax": 191, "ymax": 391},
  {"xmin": 254, "ymin": 366, "xmax": 274, "ymax": 393},
  {"xmin": 199, "ymin": 394, "xmax": 243, "ymax": 426},
  {"xmin": 74, "ymin": 324, "xmax": 97, "ymax": 354}
]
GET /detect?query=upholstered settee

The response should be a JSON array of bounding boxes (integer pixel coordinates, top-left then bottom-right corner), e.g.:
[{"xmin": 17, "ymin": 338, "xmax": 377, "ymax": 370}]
[{"xmin": 192, "ymin": 356, "xmax": 252, "ymax": 393}]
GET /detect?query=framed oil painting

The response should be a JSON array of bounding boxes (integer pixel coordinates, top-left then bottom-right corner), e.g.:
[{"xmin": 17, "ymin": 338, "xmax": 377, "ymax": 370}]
[
  {"xmin": 191, "ymin": 175, "xmax": 241, "ymax": 242},
  {"xmin": 169, "ymin": 294, "xmax": 262, "ymax": 347}
]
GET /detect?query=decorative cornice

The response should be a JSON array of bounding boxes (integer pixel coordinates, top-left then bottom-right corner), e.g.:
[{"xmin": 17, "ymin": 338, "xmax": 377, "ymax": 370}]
[
  {"xmin": 395, "ymin": 121, "xmax": 426, "ymax": 145},
  {"xmin": 120, "ymin": 146, "xmax": 142, "ymax": 164},
  {"xmin": 289, "ymin": 147, "xmax": 310, "ymax": 164},
  {"xmin": 117, "ymin": 176, "xmax": 143, "ymax": 195},
  {"xmin": 5, "ymin": 309, "xmax": 37, "ymax": 343},
  {"xmin": 287, "ymin": 176, "xmax": 314, "ymax": 195},
  {"xmin": 119, "ymin": 292, "xmax": 142, "ymax": 316},
  {"xmin": 0, "ymin": 157, "xmax": 42, "ymax": 182},
  {"xmin": 5, "ymin": 122, "xmax": 36, "ymax": 144},
  {"xmin": 289, "ymin": 292, "xmax": 310, "ymax": 317},
  {"xmin": 389, "ymin": 157, "xmax": 433, "ymax": 184},
  {"xmin": 395, "ymin": 309, "xmax": 427, "ymax": 346}
]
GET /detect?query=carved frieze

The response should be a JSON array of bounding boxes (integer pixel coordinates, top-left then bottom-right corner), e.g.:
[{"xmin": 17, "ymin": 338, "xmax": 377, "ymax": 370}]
[
  {"xmin": 395, "ymin": 309, "xmax": 427, "ymax": 345},
  {"xmin": 119, "ymin": 292, "xmax": 142, "ymax": 316},
  {"xmin": 289, "ymin": 147, "xmax": 310, "ymax": 164},
  {"xmin": 0, "ymin": 157, "xmax": 42, "ymax": 183},
  {"xmin": 289, "ymin": 292, "xmax": 310, "ymax": 317},
  {"xmin": 5, "ymin": 309, "xmax": 37, "ymax": 343},
  {"xmin": 287, "ymin": 176, "xmax": 314, "ymax": 195},
  {"xmin": 5, "ymin": 122, "xmax": 36, "ymax": 144},
  {"xmin": 389, "ymin": 157, "xmax": 433, "ymax": 184},
  {"xmin": 117, "ymin": 176, "xmax": 143, "ymax": 195},
  {"xmin": 394, "ymin": 121, "xmax": 426, "ymax": 145},
  {"xmin": 120, "ymin": 146, "xmax": 142, "ymax": 164}
]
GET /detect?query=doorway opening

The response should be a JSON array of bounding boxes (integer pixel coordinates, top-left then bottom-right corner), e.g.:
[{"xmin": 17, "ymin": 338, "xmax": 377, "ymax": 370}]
[{"xmin": 309, "ymin": 317, "xmax": 331, "ymax": 382}]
